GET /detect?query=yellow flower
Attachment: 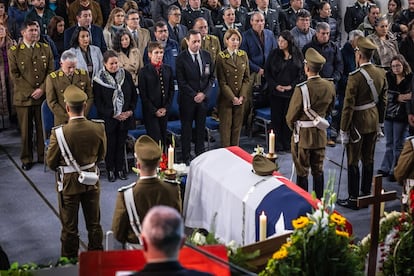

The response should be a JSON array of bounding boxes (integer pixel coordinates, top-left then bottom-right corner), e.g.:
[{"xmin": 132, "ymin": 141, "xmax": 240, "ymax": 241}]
[
  {"xmin": 272, "ymin": 246, "xmax": 288, "ymax": 260},
  {"xmin": 330, "ymin": 213, "xmax": 346, "ymax": 226},
  {"xmin": 336, "ymin": 229, "xmax": 350, "ymax": 238},
  {"xmin": 292, "ymin": 216, "xmax": 310, "ymax": 229}
]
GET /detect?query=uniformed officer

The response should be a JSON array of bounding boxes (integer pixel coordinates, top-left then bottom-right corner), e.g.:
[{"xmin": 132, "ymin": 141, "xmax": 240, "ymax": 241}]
[
  {"xmin": 344, "ymin": 0, "xmax": 370, "ymax": 34},
  {"xmin": 394, "ymin": 136, "xmax": 414, "ymax": 184},
  {"xmin": 181, "ymin": 0, "xmax": 215, "ymax": 33},
  {"xmin": 45, "ymin": 50, "xmax": 93, "ymax": 126},
  {"xmin": 8, "ymin": 20, "xmax": 55, "ymax": 171},
  {"xmin": 246, "ymin": 0, "xmax": 281, "ymax": 37},
  {"xmin": 46, "ymin": 85, "xmax": 107, "ymax": 258},
  {"xmin": 286, "ymin": 48, "xmax": 335, "ymax": 199},
  {"xmin": 111, "ymin": 135, "xmax": 182, "ymax": 249},
  {"xmin": 216, "ymin": 29, "xmax": 250, "ymax": 147},
  {"xmin": 338, "ymin": 37, "xmax": 387, "ymax": 210}
]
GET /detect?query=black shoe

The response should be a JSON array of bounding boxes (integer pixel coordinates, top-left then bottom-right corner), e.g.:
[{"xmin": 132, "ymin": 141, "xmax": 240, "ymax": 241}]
[
  {"xmin": 117, "ymin": 171, "xmax": 127, "ymax": 180},
  {"xmin": 377, "ymin": 170, "xmax": 389, "ymax": 177},
  {"xmin": 21, "ymin": 163, "xmax": 33, "ymax": 171},
  {"xmin": 37, "ymin": 159, "xmax": 44, "ymax": 164},
  {"xmin": 337, "ymin": 198, "xmax": 359, "ymax": 210},
  {"xmin": 388, "ymin": 174, "xmax": 396, "ymax": 182},
  {"xmin": 108, "ymin": 170, "xmax": 116, "ymax": 182}
]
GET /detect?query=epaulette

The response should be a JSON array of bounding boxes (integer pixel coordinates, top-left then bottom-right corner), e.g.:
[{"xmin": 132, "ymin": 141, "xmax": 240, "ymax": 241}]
[
  {"xmin": 35, "ymin": 42, "xmax": 41, "ymax": 48},
  {"xmin": 10, "ymin": 45, "xmax": 16, "ymax": 51},
  {"xmin": 247, "ymin": 11, "xmax": 255, "ymax": 15},
  {"xmin": 50, "ymin": 72, "xmax": 57, "ymax": 78},
  {"xmin": 58, "ymin": 71, "xmax": 64, "ymax": 77},
  {"xmin": 42, "ymin": 43, "xmax": 49, "ymax": 48},
  {"xmin": 323, "ymin": 77, "xmax": 334, "ymax": 82},
  {"xmin": 349, "ymin": 68, "xmax": 361, "ymax": 75},
  {"xmin": 236, "ymin": 50, "xmax": 245, "ymax": 56},
  {"xmin": 91, "ymin": 119, "xmax": 105, "ymax": 123},
  {"xmin": 118, "ymin": 182, "xmax": 136, "ymax": 192},
  {"xmin": 79, "ymin": 69, "xmax": 87, "ymax": 75},
  {"xmin": 296, "ymin": 80, "xmax": 307, "ymax": 87}
]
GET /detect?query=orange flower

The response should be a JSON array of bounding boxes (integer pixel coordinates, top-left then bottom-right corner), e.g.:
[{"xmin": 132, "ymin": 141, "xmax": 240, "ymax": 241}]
[{"xmin": 330, "ymin": 213, "xmax": 346, "ymax": 226}]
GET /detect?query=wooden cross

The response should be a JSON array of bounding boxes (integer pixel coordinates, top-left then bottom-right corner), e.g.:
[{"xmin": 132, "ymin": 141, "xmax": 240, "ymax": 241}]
[{"xmin": 358, "ymin": 175, "xmax": 397, "ymax": 276}]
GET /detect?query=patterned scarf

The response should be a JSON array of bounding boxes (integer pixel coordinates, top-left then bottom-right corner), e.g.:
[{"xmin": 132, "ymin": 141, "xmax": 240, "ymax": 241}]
[{"xmin": 94, "ymin": 68, "xmax": 125, "ymax": 117}]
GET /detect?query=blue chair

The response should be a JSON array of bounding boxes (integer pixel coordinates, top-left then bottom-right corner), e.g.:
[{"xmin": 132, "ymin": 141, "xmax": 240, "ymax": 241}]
[
  {"xmin": 205, "ymin": 80, "xmax": 219, "ymax": 149},
  {"xmin": 128, "ymin": 97, "xmax": 147, "ymax": 139},
  {"xmin": 167, "ymin": 89, "xmax": 183, "ymax": 139},
  {"xmin": 41, "ymin": 100, "xmax": 54, "ymax": 172},
  {"xmin": 87, "ymin": 103, "xmax": 99, "ymax": 120},
  {"xmin": 253, "ymin": 107, "xmax": 272, "ymax": 147}
]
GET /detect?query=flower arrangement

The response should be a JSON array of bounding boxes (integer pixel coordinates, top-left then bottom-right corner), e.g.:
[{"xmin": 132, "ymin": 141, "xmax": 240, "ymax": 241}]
[{"xmin": 260, "ymin": 177, "xmax": 362, "ymax": 276}]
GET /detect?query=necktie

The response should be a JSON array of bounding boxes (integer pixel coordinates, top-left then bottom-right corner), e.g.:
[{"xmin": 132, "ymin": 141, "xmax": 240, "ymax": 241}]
[
  {"xmin": 232, "ymin": 52, "xmax": 237, "ymax": 63},
  {"xmin": 132, "ymin": 30, "xmax": 138, "ymax": 45},
  {"xmin": 174, "ymin": 26, "xmax": 179, "ymax": 40},
  {"xmin": 193, "ymin": 53, "xmax": 201, "ymax": 75}
]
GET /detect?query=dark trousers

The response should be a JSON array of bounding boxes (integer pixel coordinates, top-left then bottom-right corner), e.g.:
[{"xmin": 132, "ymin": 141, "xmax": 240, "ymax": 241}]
[
  {"xmin": 144, "ymin": 114, "xmax": 168, "ymax": 149},
  {"xmin": 59, "ymin": 188, "xmax": 103, "ymax": 258},
  {"xmin": 105, "ymin": 122, "xmax": 128, "ymax": 171},
  {"xmin": 270, "ymin": 96, "xmax": 291, "ymax": 151},
  {"xmin": 15, "ymin": 105, "xmax": 44, "ymax": 164},
  {"xmin": 180, "ymin": 102, "xmax": 207, "ymax": 163}
]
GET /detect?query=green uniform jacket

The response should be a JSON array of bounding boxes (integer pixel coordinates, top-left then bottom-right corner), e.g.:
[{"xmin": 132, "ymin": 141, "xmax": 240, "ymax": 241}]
[
  {"xmin": 394, "ymin": 137, "xmax": 414, "ymax": 183},
  {"xmin": 8, "ymin": 42, "xmax": 55, "ymax": 106},
  {"xmin": 340, "ymin": 63, "xmax": 387, "ymax": 134},
  {"xmin": 181, "ymin": 34, "xmax": 221, "ymax": 66},
  {"xmin": 286, "ymin": 76, "xmax": 336, "ymax": 149},
  {"xmin": 45, "ymin": 69, "xmax": 93, "ymax": 125},
  {"xmin": 46, "ymin": 118, "xmax": 107, "ymax": 195},
  {"xmin": 112, "ymin": 178, "xmax": 182, "ymax": 244},
  {"xmin": 216, "ymin": 49, "xmax": 250, "ymax": 107}
]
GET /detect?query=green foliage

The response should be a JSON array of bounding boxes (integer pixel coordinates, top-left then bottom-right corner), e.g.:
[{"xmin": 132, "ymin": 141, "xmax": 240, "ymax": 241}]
[{"xmin": 0, "ymin": 257, "xmax": 78, "ymax": 276}]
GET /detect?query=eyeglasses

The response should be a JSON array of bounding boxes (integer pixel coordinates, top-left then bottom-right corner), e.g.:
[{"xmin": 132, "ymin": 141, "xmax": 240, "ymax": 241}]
[{"xmin": 391, "ymin": 64, "xmax": 402, "ymax": 68}]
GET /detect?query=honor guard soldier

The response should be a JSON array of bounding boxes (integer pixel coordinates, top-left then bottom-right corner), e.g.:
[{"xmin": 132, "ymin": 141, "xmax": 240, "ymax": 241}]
[
  {"xmin": 47, "ymin": 85, "xmax": 107, "ymax": 258},
  {"xmin": 8, "ymin": 20, "xmax": 55, "ymax": 171},
  {"xmin": 112, "ymin": 135, "xmax": 182, "ymax": 249},
  {"xmin": 338, "ymin": 37, "xmax": 387, "ymax": 210},
  {"xmin": 286, "ymin": 48, "xmax": 335, "ymax": 199},
  {"xmin": 394, "ymin": 137, "xmax": 414, "ymax": 203},
  {"xmin": 46, "ymin": 50, "xmax": 93, "ymax": 126}
]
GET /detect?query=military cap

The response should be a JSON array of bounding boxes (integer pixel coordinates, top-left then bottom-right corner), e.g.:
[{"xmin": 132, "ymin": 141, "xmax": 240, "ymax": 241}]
[
  {"xmin": 252, "ymin": 155, "xmax": 277, "ymax": 176},
  {"xmin": 305, "ymin": 48, "xmax": 326, "ymax": 67},
  {"xmin": 64, "ymin": 85, "xmax": 87, "ymax": 106},
  {"xmin": 356, "ymin": 37, "xmax": 377, "ymax": 51},
  {"xmin": 134, "ymin": 135, "xmax": 161, "ymax": 164}
]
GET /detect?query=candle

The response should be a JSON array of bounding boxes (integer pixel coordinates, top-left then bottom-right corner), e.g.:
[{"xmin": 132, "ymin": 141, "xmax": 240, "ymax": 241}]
[
  {"xmin": 168, "ymin": 145, "xmax": 174, "ymax": 170},
  {"xmin": 380, "ymin": 189, "xmax": 385, "ymax": 217},
  {"xmin": 259, "ymin": 211, "xmax": 267, "ymax": 241},
  {"xmin": 269, "ymin": 130, "xmax": 275, "ymax": 154}
]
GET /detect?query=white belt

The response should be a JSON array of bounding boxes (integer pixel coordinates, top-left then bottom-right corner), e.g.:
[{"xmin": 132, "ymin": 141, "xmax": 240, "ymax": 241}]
[
  {"xmin": 353, "ymin": 102, "xmax": 376, "ymax": 111},
  {"xmin": 59, "ymin": 163, "xmax": 95, "ymax": 174},
  {"xmin": 297, "ymin": 121, "xmax": 315, "ymax": 128}
]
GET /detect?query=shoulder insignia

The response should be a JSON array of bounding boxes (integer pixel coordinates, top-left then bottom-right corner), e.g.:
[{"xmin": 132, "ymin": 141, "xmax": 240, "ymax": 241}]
[
  {"xmin": 20, "ymin": 44, "xmax": 25, "ymax": 49},
  {"xmin": 50, "ymin": 72, "xmax": 57, "ymax": 78},
  {"xmin": 118, "ymin": 182, "xmax": 136, "ymax": 192},
  {"xmin": 42, "ymin": 43, "xmax": 49, "ymax": 48},
  {"xmin": 58, "ymin": 71, "xmax": 64, "ymax": 77},
  {"xmin": 205, "ymin": 35, "xmax": 210, "ymax": 40},
  {"xmin": 35, "ymin": 43, "xmax": 40, "ymax": 48},
  {"xmin": 237, "ymin": 50, "xmax": 245, "ymax": 56},
  {"xmin": 79, "ymin": 69, "xmax": 87, "ymax": 75},
  {"xmin": 219, "ymin": 51, "xmax": 225, "ymax": 58},
  {"xmin": 296, "ymin": 80, "xmax": 307, "ymax": 87},
  {"xmin": 91, "ymin": 119, "xmax": 105, "ymax": 123},
  {"xmin": 10, "ymin": 45, "xmax": 16, "ymax": 51},
  {"xmin": 74, "ymin": 69, "xmax": 79, "ymax": 75},
  {"xmin": 349, "ymin": 68, "xmax": 361, "ymax": 75}
]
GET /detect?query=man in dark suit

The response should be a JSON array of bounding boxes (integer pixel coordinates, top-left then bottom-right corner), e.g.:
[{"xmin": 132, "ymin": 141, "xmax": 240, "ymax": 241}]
[
  {"xmin": 131, "ymin": 206, "xmax": 212, "ymax": 275},
  {"xmin": 176, "ymin": 30, "xmax": 215, "ymax": 165},
  {"xmin": 167, "ymin": 5, "xmax": 188, "ymax": 44},
  {"xmin": 63, "ymin": 7, "xmax": 107, "ymax": 52}
]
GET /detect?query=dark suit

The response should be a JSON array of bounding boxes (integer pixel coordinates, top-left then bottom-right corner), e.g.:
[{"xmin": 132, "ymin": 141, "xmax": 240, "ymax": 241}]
[
  {"xmin": 168, "ymin": 23, "xmax": 188, "ymax": 44},
  {"xmin": 131, "ymin": 261, "xmax": 213, "ymax": 276},
  {"xmin": 93, "ymin": 70, "xmax": 137, "ymax": 171},
  {"xmin": 176, "ymin": 49, "xmax": 215, "ymax": 163},
  {"xmin": 181, "ymin": 7, "xmax": 215, "ymax": 33},
  {"xmin": 64, "ymin": 24, "xmax": 108, "ymax": 52},
  {"xmin": 246, "ymin": 9, "xmax": 281, "ymax": 38},
  {"xmin": 279, "ymin": 7, "xmax": 297, "ymax": 31},
  {"xmin": 138, "ymin": 64, "xmax": 174, "ymax": 147}
]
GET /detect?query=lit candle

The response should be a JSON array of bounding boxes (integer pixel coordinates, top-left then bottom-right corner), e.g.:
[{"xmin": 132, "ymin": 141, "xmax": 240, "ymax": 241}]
[
  {"xmin": 380, "ymin": 189, "xmax": 385, "ymax": 217},
  {"xmin": 168, "ymin": 145, "xmax": 174, "ymax": 170},
  {"xmin": 269, "ymin": 130, "xmax": 275, "ymax": 154},
  {"xmin": 259, "ymin": 211, "xmax": 267, "ymax": 241}
]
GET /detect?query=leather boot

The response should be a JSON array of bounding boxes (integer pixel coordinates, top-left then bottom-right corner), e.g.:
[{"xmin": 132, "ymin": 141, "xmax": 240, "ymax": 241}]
[
  {"xmin": 313, "ymin": 174, "xmax": 324, "ymax": 199},
  {"xmin": 108, "ymin": 170, "xmax": 116, "ymax": 182},
  {"xmin": 338, "ymin": 165, "xmax": 359, "ymax": 210},
  {"xmin": 117, "ymin": 170, "xmax": 127, "ymax": 180},
  {"xmin": 296, "ymin": 176, "xmax": 308, "ymax": 193},
  {"xmin": 361, "ymin": 163, "xmax": 373, "ymax": 196}
]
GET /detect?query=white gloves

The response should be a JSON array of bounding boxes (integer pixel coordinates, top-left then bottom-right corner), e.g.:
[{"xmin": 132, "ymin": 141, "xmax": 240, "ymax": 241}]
[
  {"xmin": 340, "ymin": 130, "xmax": 349, "ymax": 145},
  {"xmin": 377, "ymin": 123, "xmax": 384, "ymax": 138}
]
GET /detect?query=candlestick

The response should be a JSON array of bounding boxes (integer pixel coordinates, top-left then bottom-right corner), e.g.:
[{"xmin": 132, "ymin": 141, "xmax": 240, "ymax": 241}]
[
  {"xmin": 380, "ymin": 189, "xmax": 385, "ymax": 217},
  {"xmin": 168, "ymin": 145, "xmax": 174, "ymax": 170},
  {"xmin": 269, "ymin": 130, "xmax": 275, "ymax": 154},
  {"xmin": 259, "ymin": 211, "xmax": 267, "ymax": 241}
]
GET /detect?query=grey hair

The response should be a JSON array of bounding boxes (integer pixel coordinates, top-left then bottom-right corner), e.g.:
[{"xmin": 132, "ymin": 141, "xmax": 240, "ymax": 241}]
[
  {"xmin": 316, "ymin": 21, "xmax": 330, "ymax": 32},
  {"xmin": 348, "ymin": 29, "xmax": 364, "ymax": 42},
  {"xmin": 60, "ymin": 50, "xmax": 77, "ymax": 63}
]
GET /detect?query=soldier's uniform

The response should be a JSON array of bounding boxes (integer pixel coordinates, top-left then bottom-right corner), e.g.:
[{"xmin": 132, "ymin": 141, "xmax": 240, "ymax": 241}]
[
  {"xmin": 394, "ymin": 136, "xmax": 414, "ymax": 183},
  {"xmin": 338, "ymin": 37, "xmax": 387, "ymax": 210},
  {"xmin": 8, "ymin": 41, "xmax": 54, "ymax": 167},
  {"xmin": 216, "ymin": 48, "xmax": 250, "ymax": 147},
  {"xmin": 45, "ymin": 68, "xmax": 93, "ymax": 126},
  {"xmin": 247, "ymin": 9, "xmax": 281, "ymax": 37},
  {"xmin": 46, "ymin": 85, "xmax": 107, "ymax": 258},
  {"xmin": 111, "ymin": 135, "xmax": 182, "ymax": 247},
  {"xmin": 344, "ymin": 0, "xmax": 369, "ymax": 34},
  {"xmin": 286, "ymin": 48, "xmax": 335, "ymax": 198},
  {"xmin": 181, "ymin": 7, "xmax": 215, "ymax": 33}
]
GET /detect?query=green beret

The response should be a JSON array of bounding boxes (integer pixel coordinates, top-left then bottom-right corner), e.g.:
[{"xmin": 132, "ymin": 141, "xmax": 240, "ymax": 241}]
[
  {"xmin": 305, "ymin": 48, "xmax": 326, "ymax": 67},
  {"xmin": 253, "ymin": 155, "xmax": 277, "ymax": 176},
  {"xmin": 357, "ymin": 37, "xmax": 377, "ymax": 51},
  {"xmin": 134, "ymin": 135, "xmax": 161, "ymax": 164},
  {"xmin": 64, "ymin": 85, "xmax": 87, "ymax": 106}
]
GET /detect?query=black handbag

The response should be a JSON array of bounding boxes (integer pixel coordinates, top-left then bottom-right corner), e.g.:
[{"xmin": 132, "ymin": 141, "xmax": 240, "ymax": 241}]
[{"xmin": 386, "ymin": 90, "xmax": 401, "ymax": 119}]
